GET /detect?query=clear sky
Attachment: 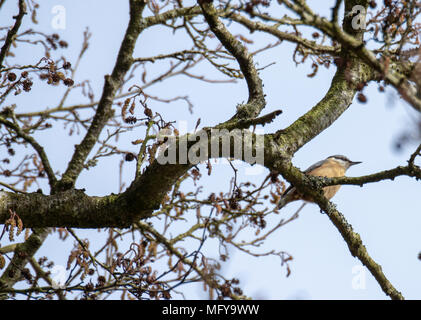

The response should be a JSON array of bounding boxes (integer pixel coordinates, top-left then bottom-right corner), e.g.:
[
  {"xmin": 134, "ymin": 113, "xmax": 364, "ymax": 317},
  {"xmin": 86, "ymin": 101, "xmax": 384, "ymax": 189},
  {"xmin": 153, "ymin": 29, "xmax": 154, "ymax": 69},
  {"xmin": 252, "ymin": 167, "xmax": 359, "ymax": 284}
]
[{"xmin": 1, "ymin": 0, "xmax": 420, "ymax": 299}]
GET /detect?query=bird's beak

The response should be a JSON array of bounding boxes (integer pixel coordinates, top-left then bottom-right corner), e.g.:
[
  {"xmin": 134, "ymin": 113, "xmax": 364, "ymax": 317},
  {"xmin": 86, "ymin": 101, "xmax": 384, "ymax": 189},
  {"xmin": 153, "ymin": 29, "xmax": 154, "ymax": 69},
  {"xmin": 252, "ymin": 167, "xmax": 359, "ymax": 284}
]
[{"xmin": 350, "ymin": 161, "xmax": 362, "ymax": 166}]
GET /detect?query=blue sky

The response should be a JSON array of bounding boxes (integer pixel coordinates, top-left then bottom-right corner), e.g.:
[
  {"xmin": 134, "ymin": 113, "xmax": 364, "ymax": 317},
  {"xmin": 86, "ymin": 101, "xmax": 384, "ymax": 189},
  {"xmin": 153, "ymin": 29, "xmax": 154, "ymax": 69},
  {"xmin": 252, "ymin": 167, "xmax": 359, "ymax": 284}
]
[{"xmin": 1, "ymin": 0, "xmax": 420, "ymax": 299}]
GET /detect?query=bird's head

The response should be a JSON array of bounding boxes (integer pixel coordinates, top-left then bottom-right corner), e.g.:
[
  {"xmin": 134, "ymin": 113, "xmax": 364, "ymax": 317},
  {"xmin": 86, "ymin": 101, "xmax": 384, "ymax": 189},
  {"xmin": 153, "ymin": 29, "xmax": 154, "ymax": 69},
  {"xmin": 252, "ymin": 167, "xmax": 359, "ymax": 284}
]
[{"xmin": 327, "ymin": 155, "xmax": 362, "ymax": 170}]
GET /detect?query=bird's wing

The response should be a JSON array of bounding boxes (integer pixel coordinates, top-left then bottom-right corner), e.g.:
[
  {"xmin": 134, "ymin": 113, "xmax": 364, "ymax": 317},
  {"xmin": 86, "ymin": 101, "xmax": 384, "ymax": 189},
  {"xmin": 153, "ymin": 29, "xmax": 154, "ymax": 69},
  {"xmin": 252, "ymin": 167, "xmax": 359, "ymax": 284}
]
[
  {"xmin": 279, "ymin": 159, "xmax": 325, "ymax": 208},
  {"xmin": 282, "ymin": 184, "xmax": 294, "ymax": 197},
  {"xmin": 278, "ymin": 184, "xmax": 297, "ymax": 209},
  {"xmin": 281, "ymin": 159, "xmax": 324, "ymax": 198},
  {"xmin": 303, "ymin": 159, "xmax": 325, "ymax": 174}
]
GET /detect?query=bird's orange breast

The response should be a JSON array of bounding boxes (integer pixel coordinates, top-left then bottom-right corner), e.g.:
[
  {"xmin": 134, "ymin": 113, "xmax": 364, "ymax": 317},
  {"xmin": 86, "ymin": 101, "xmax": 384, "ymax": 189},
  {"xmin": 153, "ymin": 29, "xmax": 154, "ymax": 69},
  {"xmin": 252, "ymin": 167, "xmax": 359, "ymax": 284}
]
[{"xmin": 307, "ymin": 158, "xmax": 346, "ymax": 200}]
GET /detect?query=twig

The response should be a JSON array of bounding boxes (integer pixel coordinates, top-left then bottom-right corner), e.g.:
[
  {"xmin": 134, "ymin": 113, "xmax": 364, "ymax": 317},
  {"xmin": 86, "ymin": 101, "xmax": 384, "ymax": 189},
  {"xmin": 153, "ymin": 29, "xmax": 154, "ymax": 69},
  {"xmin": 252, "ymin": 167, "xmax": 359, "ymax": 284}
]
[
  {"xmin": 0, "ymin": 116, "xmax": 57, "ymax": 188},
  {"xmin": 199, "ymin": 1, "xmax": 266, "ymax": 119},
  {"xmin": 0, "ymin": 181, "xmax": 26, "ymax": 194}
]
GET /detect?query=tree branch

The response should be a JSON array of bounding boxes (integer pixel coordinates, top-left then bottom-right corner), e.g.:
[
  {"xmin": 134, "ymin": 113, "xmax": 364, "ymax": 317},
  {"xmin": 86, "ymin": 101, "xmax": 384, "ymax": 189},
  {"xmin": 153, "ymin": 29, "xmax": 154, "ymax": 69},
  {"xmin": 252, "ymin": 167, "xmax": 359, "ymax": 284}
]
[
  {"xmin": 227, "ymin": 12, "xmax": 339, "ymax": 55},
  {"xmin": 0, "ymin": 0, "xmax": 26, "ymax": 69},
  {"xmin": 0, "ymin": 116, "xmax": 57, "ymax": 188},
  {"xmin": 0, "ymin": 228, "xmax": 49, "ymax": 300},
  {"xmin": 56, "ymin": 0, "xmax": 147, "ymax": 191},
  {"xmin": 319, "ymin": 164, "xmax": 421, "ymax": 187},
  {"xmin": 198, "ymin": 0, "xmax": 266, "ymax": 120},
  {"xmin": 275, "ymin": 160, "xmax": 404, "ymax": 300},
  {"xmin": 282, "ymin": 0, "xmax": 421, "ymax": 112}
]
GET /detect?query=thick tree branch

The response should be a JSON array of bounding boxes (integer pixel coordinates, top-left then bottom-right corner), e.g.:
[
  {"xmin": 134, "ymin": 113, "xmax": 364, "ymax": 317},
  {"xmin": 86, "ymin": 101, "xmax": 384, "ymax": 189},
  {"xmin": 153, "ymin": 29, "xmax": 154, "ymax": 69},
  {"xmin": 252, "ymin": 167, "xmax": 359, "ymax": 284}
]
[
  {"xmin": 281, "ymin": 0, "xmax": 421, "ymax": 112},
  {"xmin": 0, "ymin": 189, "xmax": 143, "ymax": 228},
  {"xmin": 274, "ymin": 160, "xmax": 404, "ymax": 300},
  {"xmin": 0, "ymin": 0, "xmax": 26, "ymax": 69},
  {"xmin": 0, "ymin": 0, "xmax": 148, "ymax": 297},
  {"xmin": 0, "ymin": 130, "xmax": 419, "ymax": 230},
  {"xmin": 0, "ymin": 228, "xmax": 49, "ymax": 299},
  {"xmin": 221, "ymin": 109, "xmax": 283, "ymax": 130},
  {"xmin": 271, "ymin": 60, "xmax": 373, "ymax": 157},
  {"xmin": 57, "ymin": 0, "xmax": 147, "ymax": 191},
  {"xmin": 319, "ymin": 164, "xmax": 421, "ymax": 187},
  {"xmin": 267, "ymin": 0, "xmax": 405, "ymax": 300},
  {"xmin": 0, "ymin": 0, "xmax": 414, "ymax": 301},
  {"xmin": 266, "ymin": 0, "xmax": 371, "ymax": 157},
  {"xmin": 199, "ymin": 1, "xmax": 266, "ymax": 120}
]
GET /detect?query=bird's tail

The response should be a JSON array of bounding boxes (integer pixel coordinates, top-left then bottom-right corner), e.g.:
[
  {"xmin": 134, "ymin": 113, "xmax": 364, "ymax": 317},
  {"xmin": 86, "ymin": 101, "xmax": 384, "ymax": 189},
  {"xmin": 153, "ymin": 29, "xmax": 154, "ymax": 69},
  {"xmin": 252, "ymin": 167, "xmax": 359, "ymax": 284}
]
[
  {"xmin": 277, "ymin": 197, "xmax": 289, "ymax": 209},
  {"xmin": 277, "ymin": 186, "xmax": 294, "ymax": 209}
]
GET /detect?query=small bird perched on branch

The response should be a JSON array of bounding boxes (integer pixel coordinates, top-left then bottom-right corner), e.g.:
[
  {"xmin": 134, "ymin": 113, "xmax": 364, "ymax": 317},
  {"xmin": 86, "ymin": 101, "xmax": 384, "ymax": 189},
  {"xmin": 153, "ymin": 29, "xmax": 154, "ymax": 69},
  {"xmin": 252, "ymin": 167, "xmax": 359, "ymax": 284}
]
[{"xmin": 278, "ymin": 155, "xmax": 362, "ymax": 209}]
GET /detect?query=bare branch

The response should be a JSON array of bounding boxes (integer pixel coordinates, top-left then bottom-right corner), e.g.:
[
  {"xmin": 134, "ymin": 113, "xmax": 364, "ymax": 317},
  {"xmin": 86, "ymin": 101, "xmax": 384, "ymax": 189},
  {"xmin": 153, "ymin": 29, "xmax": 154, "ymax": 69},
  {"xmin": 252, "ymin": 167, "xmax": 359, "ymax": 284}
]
[
  {"xmin": 0, "ymin": 0, "xmax": 27, "ymax": 69},
  {"xmin": 199, "ymin": 0, "xmax": 265, "ymax": 120},
  {"xmin": 57, "ymin": 0, "xmax": 147, "ymax": 191}
]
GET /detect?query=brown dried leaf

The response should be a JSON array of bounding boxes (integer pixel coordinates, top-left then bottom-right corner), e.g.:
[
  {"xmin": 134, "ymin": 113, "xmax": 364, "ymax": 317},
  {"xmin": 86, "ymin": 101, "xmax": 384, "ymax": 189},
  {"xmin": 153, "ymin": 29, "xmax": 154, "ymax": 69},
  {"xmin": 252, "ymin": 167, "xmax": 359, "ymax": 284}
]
[
  {"xmin": 131, "ymin": 138, "xmax": 144, "ymax": 145},
  {"xmin": 0, "ymin": 254, "xmax": 5, "ymax": 269},
  {"xmin": 148, "ymin": 241, "xmax": 157, "ymax": 257},
  {"xmin": 238, "ymin": 34, "xmax": 253, "ymax": 44},
  {"xmin": 286, "ymin": 265, "xmax": 291, "ymax": 277},
  {"xmin": 24, "ymin": 228, "xmax": 30, "ymax": 240},
  {"xmin": 16, "ymin": 215, "xmax": 23, "ymax": 236},
  {"xmin": 8, "ymin": 221, "xmax": 16, "ymax": 242},
  {"xmin": 129, "ymin": 100, "xmax": 135, "ymax": 115},
  {"xmin": 307, "ymin": 63, "xmax": 318, "ymax": 78},
  {"xmin": 31, "ymin": 9, "xmax": 38, "ymax": 24},
  {"xmin": 122, "ymin": 98, "xmax": 130, "ymax": 119},
  {"xmin": 206, "ymin": 160, "xmax": 212, "ymax": 176}
]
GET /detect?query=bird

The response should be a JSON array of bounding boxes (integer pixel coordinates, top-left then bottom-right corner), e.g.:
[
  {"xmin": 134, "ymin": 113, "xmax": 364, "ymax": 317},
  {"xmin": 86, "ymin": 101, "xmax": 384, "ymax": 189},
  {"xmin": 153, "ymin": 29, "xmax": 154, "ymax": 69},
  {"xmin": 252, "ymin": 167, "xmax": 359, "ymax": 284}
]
[{"xmin": 278, "ymin": 155, "xmax": 362, "ymax": 209}]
